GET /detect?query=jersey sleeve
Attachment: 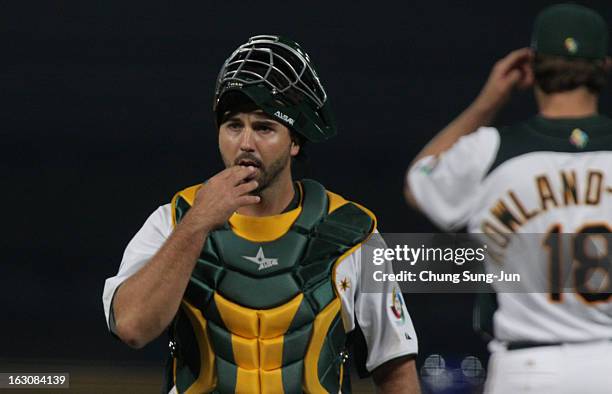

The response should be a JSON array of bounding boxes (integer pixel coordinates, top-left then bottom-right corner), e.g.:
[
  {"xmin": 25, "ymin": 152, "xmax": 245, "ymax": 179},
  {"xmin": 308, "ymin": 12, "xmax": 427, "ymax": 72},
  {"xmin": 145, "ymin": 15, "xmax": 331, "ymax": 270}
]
[
  {"xmin": 102, "ymin": 204, "xmax": 173, "ymax": 330},
  {"xmin": 334, "ymin": 231, "xmax": 418, "ymax": 374},
  {"xmin": 407, "ymin": 127, "xmax": 500, "ymax": 230}
]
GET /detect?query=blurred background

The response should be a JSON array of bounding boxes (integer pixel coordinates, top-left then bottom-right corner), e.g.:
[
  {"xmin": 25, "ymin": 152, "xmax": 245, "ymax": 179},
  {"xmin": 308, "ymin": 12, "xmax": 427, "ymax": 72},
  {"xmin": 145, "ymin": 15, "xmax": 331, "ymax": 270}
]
[{"xmin": 2, "ymin": 1, "xmax": 611, "ymax": 392}]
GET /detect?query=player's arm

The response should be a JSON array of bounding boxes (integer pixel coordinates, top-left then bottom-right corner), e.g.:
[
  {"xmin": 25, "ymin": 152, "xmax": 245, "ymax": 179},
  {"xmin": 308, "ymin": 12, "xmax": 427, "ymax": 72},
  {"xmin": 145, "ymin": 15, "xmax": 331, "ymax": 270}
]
[
  {"xmin": 404, "ymin": 48, "xmax": 534, "ymax": 209},
  {"xmin": 342, "ymin": 231, "xmax": 419, "ymax": 392},
  {"xmin": 112, "ymin": 166, "xmax": 260, "ymax": 349},
  {"xmin": 373, "ymin": 356, "xmax": 420, "ymax": 394}
]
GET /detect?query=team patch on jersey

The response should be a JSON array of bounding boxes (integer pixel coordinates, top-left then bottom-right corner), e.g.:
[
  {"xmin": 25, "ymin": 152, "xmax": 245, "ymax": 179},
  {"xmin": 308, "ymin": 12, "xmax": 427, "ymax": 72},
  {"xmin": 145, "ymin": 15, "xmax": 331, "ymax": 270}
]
[
  {"xmin": 390, "ymin": 287, "xmax": 406, "ymax": 325},
  {"xmin": 564, "ymin": 37, "xmax": 578, "ymax": 54},
  {"xmin": 338, "ymin": 277, "xmax": 351, "ymax": 292},
  {"xmin": 417, "ymin": 156, "xmax": 439, "ymax": 175},
  {"xmin": 569, "ymin": 128, "xmax": 589, "ymax": 149}
]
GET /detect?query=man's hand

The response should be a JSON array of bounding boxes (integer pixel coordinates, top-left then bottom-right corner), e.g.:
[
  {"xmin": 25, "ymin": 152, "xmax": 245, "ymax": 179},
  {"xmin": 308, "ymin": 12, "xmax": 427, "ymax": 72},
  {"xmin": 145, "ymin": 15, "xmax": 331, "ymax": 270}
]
[
  {"xmin": 180, "ymin": 166, "xmax": 260, "ymax": 233},
  {"xmin": 113, "ymin": 166, "xmax": 259, "ymax": 348},
  {"xmin": 473, "ymin": 47, "xmax": 534, "ymax": 114}
]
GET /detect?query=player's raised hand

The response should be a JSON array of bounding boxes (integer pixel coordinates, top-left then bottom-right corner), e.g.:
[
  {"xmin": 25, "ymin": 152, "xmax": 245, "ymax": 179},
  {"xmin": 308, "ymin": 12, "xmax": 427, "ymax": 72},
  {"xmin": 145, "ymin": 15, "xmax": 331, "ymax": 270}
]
[
  {"xmin": 475, "ymin": 48, "xmax": 534, "ymax": 111},
  {"xmin": 179, "ymin": 166, "xmax": 260, "ymax": 233}
]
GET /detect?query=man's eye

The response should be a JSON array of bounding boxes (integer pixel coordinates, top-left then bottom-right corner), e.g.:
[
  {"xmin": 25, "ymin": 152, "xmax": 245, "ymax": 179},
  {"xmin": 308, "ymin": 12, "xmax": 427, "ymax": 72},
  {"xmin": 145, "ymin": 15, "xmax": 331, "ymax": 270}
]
[
  {"xmin": 256, "ymin": 126, "xmax": 274, "ymax": 133},
  {"xmin": 227, "ymin": 123, "xmax": 242, "ymax": 130}
]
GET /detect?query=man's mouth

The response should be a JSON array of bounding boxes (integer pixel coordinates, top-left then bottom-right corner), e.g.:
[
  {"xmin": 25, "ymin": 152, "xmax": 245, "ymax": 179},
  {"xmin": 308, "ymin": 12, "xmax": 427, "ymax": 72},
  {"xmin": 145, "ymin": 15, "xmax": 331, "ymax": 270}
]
[
  {"xmin": 236, "ymin": 157, "xmax": 262, "ymax": 184},
  {"xmin": 236, "ymin": 158, "xmax": 261, "ymax": 168}
]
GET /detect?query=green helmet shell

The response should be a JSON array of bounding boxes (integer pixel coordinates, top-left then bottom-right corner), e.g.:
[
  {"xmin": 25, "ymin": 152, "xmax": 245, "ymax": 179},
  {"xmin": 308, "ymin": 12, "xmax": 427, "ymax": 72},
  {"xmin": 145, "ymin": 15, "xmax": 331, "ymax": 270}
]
[{"xmin": 213, "ymin": 35, "xmax": 337, "ymax": 142}]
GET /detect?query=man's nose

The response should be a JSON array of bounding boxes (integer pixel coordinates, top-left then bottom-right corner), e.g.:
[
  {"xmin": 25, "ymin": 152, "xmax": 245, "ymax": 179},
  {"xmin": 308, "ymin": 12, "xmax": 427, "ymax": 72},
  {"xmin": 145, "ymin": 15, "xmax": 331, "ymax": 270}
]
[{"xmin": 239, "ymin": 127, "xmax": 256, "ymax": 152}]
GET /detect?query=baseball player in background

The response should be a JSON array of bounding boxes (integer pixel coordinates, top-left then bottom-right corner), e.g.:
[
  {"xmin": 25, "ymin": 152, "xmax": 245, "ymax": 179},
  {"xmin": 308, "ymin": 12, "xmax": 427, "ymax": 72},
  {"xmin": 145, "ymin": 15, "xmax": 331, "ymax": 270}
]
[
  {"xmin": 103, "ymin": 35, "xmax": 419, "ymax": 393},
  {"xmin": 405, "ymin": 4, "xmax": 612, "ymax": 394}
]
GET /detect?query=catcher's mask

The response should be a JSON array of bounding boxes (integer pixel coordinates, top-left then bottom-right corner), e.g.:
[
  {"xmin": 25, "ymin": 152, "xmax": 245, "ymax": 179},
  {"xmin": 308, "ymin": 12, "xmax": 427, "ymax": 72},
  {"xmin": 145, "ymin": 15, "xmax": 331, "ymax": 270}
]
[{"xmin": 213, "ymin": 35, "xmax": 337, "ymax": 143}]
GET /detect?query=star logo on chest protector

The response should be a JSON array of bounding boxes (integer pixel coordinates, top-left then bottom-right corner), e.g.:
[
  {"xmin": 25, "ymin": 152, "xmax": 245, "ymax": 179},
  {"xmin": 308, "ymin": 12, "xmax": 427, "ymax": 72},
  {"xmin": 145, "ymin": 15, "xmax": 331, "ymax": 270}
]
[{"xmin": 242, "ymin": 247, "xmax": 279, "ymax": 271}]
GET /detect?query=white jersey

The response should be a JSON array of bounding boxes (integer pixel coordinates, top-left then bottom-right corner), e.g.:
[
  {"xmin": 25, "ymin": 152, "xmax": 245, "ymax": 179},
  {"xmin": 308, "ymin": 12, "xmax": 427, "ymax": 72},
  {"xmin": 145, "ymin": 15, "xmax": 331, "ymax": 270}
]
[
  {"xmin": 103, "ymin": 202, "xmax": 418, "ymax": 374},
  {"xmin": 408, "ymin": 115, "xmax": 612, "ymax": 343}
]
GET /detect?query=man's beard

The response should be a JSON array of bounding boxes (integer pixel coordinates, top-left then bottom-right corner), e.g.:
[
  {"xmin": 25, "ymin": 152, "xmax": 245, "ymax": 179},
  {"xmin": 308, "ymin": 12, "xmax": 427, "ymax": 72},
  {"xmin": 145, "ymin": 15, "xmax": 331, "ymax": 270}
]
[
  {"xmin": 252, "ymin": 153, "xmax": 290, "ymax": 195},
  {"xmin": 224, "ymin": 149, "xmax": 291, "ymax": 195}
]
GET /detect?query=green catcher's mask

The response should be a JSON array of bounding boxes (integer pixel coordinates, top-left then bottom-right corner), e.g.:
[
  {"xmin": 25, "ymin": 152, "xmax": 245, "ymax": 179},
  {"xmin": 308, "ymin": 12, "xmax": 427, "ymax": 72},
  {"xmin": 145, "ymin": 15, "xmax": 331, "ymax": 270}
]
[{"xmin": 213, "ymin": 35, "xmax": 337, "ymax": 143}]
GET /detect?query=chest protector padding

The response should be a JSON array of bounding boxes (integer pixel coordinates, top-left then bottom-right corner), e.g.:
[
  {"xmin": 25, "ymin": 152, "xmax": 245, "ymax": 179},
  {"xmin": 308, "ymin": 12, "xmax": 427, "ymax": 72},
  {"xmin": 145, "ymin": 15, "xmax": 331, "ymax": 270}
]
[{"xmin": 170, "ymin": 179, "xmax": 374, "ymax": 394}]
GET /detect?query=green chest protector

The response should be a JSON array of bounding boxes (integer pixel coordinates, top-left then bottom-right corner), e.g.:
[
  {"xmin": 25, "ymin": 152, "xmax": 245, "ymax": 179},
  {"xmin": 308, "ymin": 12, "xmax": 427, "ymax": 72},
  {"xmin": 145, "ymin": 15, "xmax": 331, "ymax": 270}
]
[{"xmin": 167, "ymin": 179, "xmax": 375, "ymax": 394}]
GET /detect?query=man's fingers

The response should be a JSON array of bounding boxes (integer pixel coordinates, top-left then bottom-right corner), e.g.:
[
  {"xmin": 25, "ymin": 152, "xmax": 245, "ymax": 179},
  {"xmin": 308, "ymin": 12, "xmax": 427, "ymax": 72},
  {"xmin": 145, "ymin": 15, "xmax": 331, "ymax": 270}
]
[
  {"xmin": 503, "ymin": 47, "xmax": 533, "ymax": 66},
  {"xmin": 211, "ymin": 166, "xmax": 238, "ymax": 182},
  {"xmin": 506, "ymin": 69, "xmax": 522, "ymax": 85},
  {"xmin": 495, "ymin": 48, "xmax": 533, "ymax": 76},
  {"xmin": 234, "ymin": 180, "xmax": 259, "ymax": 196},
  {"xmin": 236, "ymin": 195, "xmax": 261, "ymax": 207},
  {"xmin": 518, "ymin": 61, "xmax": 535, "ymax": 89},
  {"xmin": 230, "ymin": 166, "xmax": 257, "ymax": 185}
]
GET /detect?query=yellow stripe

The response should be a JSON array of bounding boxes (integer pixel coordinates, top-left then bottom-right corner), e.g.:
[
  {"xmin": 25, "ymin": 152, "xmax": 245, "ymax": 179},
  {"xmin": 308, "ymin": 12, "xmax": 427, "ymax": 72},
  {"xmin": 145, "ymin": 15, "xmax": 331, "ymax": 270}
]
[
  {"xmin": 326, "ymin": 191, "xmax": 349, "ymax": 214},
  {"xmin": 302, "ymin": 297, "xmax": 342, "ymax": 393},
  {"xmin": 172, "ymin": 357, "xmax": 177, "ymax": 387},
  {"xmin": 181, "ymin": 301, "xmax": 216, "ymax": 394},
  {"xmin": 171, "ymin": 184, "xmax": 202, "ymax": 227},
  {"xmin": 228, "ymin": 207, "xmax": 301, "ymax": 242},
  {"xmin": 235, "ymin": 368, "xmax": 260, "ymax": 394},
  {"xmin": 261, "ymin": 368, "xmax": 284, "ymax": 394},
  {"xmin": 258, "ymin": 293, "xmax": 303, "ymax": 339},
  {"xmin": 232, "ymin": 335, "xmax": 259, "ymax": 369},
  {"xmin": 214, "ymin": 293, "xmax": 259, "ymax": 338},
  {"xmin": 227, "ymin": 182, "xmax": 304, "ymax": 242},
  {"xmin": 171, "ymin": 192, "xmax": 179, "ymax": 227},
  {"xmin": 179, "ymin": 184, "xmax": 200, "ymax": 206},
  {"xmin": 259, "ymin": 336, "xmax": 283, "ymax": 370}
]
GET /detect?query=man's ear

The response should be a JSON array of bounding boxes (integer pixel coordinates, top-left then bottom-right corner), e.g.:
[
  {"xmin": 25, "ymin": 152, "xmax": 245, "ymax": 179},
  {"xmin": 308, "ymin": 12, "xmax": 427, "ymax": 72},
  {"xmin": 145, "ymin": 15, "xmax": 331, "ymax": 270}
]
[{"xmin": 290, "ymin": 141, "xmax": 300, "ymax": 157}]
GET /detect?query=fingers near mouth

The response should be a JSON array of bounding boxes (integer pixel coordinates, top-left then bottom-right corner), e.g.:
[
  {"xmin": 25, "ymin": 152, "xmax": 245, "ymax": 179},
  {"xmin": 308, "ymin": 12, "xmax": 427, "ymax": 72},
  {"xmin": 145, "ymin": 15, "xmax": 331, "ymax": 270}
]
[
  {"xmin": 236, "ymin": 157, "xmax": 262, "ymax": 168},
  {"xmin": 237, "ymin": 166, "xmax": 260, "ymax": 184}
]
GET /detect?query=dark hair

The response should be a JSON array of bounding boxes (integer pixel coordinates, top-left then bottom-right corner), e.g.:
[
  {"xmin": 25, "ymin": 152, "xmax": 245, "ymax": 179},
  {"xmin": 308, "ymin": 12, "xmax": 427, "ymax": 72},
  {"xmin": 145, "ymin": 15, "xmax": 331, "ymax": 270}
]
[
  {"xmin": 217, "ymin": 92, "xmax": 259, "ymax": 125},
  {"xmin": 533, "ymin": 54, "xmax": 608, "ymax": 94}
]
